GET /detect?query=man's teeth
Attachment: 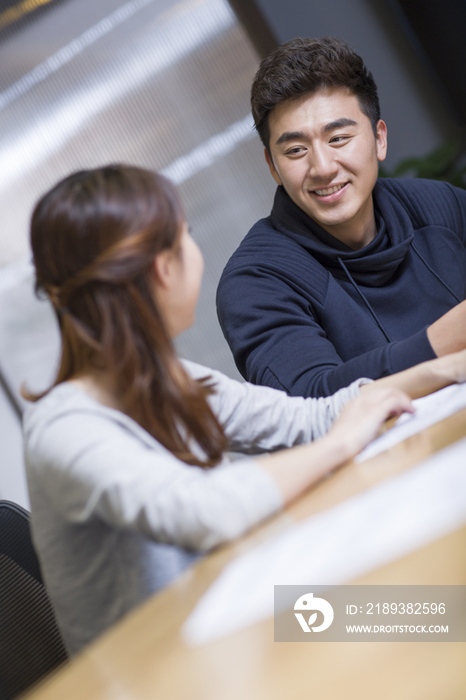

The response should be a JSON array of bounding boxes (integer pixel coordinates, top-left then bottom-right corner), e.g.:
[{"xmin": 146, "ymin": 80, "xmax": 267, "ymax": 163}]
[{"xmin": 314, "ymin": 184, "xmax": 345, "ymax": 196}]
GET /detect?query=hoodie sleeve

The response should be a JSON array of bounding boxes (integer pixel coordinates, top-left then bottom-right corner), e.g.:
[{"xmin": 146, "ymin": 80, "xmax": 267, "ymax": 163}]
[{"xmin": 217, "ymin": 260, "xmax": 437, "ymax": 398}]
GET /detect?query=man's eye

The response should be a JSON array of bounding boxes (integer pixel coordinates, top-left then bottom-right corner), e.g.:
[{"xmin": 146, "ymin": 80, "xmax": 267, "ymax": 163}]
[
  {"xmin": 286, "ymin": 146, "xmax": 304, "ymax": 155},
  {"xmin": 330, "ymin": 135, "xmax": 349, "ymax": 144}
]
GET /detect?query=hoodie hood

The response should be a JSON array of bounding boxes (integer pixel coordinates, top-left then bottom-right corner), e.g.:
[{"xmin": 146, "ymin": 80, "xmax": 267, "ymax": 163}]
[{"xmin": 270, "ymin": 182, "xmax": 415, "ymax": 287}]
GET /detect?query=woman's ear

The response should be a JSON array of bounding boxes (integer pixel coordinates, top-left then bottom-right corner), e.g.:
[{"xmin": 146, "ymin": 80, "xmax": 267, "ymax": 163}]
[{"xmin": 152, "ymin": 250, "xmax": 174, "ymax": 290}]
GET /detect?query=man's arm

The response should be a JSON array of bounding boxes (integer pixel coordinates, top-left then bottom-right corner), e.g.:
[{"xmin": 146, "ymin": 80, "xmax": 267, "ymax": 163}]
[
  {"xmin": 217, "ymin": 266, "xmax": 436, "ymax": 398},
  {"xmin": 427, "ymin": 300, "xmax": 466, "ymax": 356},
  {"xmin": 361, "ymin": 348, "xmax": 466, "ymax": 399}
]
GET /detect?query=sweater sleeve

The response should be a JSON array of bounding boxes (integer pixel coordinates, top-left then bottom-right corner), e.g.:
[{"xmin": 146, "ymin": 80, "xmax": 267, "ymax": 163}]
[
  {"xmin": 183, "ymin": 359, "xmax": 366, "ymax": 450},
  {"xmin": 217, "ymin": 264, "xmax": 436, "ymax": 398},
  {"xmin": 184, "ymin": 360, "xmax": 369, "ymax": 454}
]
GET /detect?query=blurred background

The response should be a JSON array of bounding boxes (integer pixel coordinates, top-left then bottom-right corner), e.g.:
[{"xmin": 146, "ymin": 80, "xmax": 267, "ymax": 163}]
[{"xmin": 0, "ymin": 0, "xmax": 465, "ymax": 506}]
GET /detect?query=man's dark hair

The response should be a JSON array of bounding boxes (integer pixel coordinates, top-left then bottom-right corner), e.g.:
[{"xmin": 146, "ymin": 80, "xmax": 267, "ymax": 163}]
[{"xmin": 251, "ymin": 36, "xmax": 381, "ymax": 152}]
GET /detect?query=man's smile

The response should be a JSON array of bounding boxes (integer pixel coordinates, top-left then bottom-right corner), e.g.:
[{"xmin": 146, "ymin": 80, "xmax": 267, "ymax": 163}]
[{"xmin": 311, "ymin": 182, "xmax": 348, "ymax": 199}]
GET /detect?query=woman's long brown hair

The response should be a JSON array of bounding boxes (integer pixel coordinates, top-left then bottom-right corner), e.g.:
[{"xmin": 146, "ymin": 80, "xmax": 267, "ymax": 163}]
[{"xmin": 26, "ymin": 165, "xmax": 227, "ymax": 467}]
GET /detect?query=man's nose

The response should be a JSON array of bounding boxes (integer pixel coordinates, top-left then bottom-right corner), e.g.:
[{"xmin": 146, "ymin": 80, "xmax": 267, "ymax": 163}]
[{"xmin": 308, "ymin": 146, "xmax": 338, "ymax": 182}]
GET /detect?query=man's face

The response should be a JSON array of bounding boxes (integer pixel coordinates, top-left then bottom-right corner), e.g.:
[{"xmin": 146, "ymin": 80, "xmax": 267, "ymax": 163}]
[{"xmin": 265, "ymin": 87, "xmax": 387, "ymax": 250}]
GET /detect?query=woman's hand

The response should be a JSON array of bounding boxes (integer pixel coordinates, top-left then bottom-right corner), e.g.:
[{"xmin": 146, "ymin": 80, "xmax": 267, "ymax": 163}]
[
  {"xmin": 256, "ymin": 387, "xmax": 414, "ymax": 505},
  {"xmin": 328, "ymin": 386, "xmax": 415, "ymax": 459}
]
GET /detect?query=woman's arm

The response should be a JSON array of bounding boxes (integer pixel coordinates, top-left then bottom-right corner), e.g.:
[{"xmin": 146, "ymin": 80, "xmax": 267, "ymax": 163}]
[
  {"xmin": 26, "ymin": 384, "xmax": 412, "ymax": 552},
  {"xmin": 183, "ymin": 359, "xmax": 367, "ymax": 451},
  {"xmin": 360, "ymin": 349, "xmax": 466, "ymax": 400},
  {"xmin": 263, "ymin": 350, "xmax": 466, "ymax": 506},
  {"xmin": 254, "ymin": 386, "xmax": 414, "ymax": 505}
]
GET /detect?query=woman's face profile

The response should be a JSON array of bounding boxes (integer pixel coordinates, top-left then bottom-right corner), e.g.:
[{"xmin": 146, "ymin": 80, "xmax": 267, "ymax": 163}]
[{"xmin": 154, "ymin": 221, "xmax": 205, "ymax": 338}]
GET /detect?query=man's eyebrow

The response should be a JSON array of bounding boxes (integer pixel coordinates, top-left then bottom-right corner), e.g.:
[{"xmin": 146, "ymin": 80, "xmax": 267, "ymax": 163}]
[
  {"xmin": 275, "ymin": 131, "xmax": 307, "ymax": 146},
  {"xmin": 275, "ymin": 119, "xmax": 358, "ymax": 146},
  {"xmin": 322, "ymin": 118, "xmax": 357, "ymax": 133}
]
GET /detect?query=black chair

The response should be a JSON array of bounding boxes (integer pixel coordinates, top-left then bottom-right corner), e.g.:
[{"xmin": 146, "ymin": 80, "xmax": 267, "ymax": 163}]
[{"xmin": 0, "ymin": 500, "xmax": 68, "ymax": 699}]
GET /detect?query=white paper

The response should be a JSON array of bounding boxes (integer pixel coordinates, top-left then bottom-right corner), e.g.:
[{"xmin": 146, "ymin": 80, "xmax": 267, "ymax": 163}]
[
  {"xmin": 183, "ymin": 436, "xmax": 466, "ymax": 646},
  {"xmin": 357, "ymin": 382, "xmax": 466, "ymax": 462}
]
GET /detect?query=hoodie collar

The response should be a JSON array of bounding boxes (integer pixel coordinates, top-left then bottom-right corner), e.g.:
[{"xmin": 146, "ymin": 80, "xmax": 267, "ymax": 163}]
[{"xmin": 270, "ymin": 182, "xmax": 415, "ymax": 286}]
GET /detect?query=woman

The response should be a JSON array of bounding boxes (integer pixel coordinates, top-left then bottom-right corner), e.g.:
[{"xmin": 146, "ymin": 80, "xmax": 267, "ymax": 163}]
[{"xmin": 23, "ymin": 165, "xmax": 466, "ymax": 655}]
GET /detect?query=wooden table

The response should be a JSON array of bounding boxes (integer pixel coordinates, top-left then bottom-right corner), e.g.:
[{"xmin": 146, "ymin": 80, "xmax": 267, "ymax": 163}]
[{"xmin": 24, "ymin": 407, "xmax": 466, "ymax": 700}]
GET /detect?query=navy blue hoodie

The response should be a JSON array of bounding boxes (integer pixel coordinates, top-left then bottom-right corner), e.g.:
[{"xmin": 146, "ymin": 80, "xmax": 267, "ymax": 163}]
[{"xmin": 217, "ymin": 178, "xmax": 466, "ymax": 397}]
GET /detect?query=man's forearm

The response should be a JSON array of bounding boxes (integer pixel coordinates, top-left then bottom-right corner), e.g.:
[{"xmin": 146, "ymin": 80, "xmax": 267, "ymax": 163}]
[
  {"xmin": 361, "ymin": 349, "xmax": 466, "ymax": 400},
  {"xmin": 427, "ymin": 300, "xmax": 466, "ymax": 356}
]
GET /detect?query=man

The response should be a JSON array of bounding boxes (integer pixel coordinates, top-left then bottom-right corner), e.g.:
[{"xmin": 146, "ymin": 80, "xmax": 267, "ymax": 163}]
[{"xmin": 217, "ymin": 36, "xmax": 466, "ymax": 397}]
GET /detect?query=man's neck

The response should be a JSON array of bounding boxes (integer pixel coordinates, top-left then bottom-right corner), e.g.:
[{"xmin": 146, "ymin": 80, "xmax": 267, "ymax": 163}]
[
  {"xmin": 336, "ymin": 220, "xmax": 377, "ymax": 251},
  {"xmin": 316, "ymin": 203, "xmax": 377, "ymax": 251}
]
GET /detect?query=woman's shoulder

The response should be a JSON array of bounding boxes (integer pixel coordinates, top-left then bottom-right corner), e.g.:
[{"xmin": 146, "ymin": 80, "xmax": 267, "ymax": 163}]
[
  {"xmin": 23, "ymin": 382, "xmax": 94, "ymax": 433},
  {"xmin": 23, "ymin": 381, "xmax": 158, "ymax": 459}
]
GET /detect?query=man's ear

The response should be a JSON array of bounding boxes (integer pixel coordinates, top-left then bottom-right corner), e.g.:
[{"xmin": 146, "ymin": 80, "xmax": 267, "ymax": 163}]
[
  {"xmin": 264, "ymin": 148, "xmax": 283, "ymax": 186},
  {"xmin": 375, "ymin": 120, "xmax": 388, "ymax": 163}
]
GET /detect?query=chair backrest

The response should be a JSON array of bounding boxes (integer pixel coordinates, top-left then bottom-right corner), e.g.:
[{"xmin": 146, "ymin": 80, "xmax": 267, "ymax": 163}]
[{"xmin": 0, "ymin": 500, "xmax": 68, "ymax": 699}]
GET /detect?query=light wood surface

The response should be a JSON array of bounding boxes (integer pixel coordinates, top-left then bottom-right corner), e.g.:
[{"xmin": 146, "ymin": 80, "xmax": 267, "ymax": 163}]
[{"xmin": 23, "ymin": 406, "xmax": 466, "ymax": 700}]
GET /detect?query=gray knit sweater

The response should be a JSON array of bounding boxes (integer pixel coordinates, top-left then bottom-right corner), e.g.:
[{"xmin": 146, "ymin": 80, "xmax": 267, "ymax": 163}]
[{"xmin": 23, "ymin": 360, "xmax": 365, "ymax": 655}]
